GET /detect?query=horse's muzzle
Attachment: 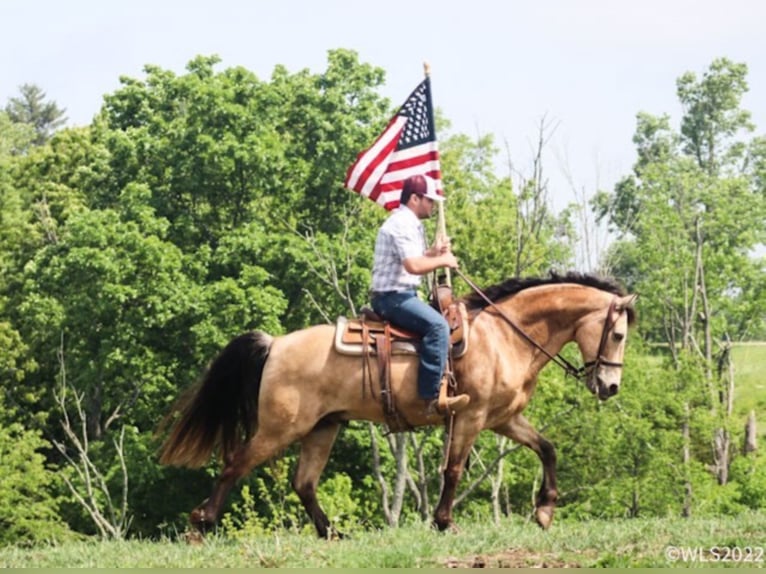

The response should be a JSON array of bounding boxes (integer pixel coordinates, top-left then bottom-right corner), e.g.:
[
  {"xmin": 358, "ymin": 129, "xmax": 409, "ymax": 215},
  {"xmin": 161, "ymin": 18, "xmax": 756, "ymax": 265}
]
[{"xmin": 596, "ymin": 376, "xmax": 619, "ymax": 400}]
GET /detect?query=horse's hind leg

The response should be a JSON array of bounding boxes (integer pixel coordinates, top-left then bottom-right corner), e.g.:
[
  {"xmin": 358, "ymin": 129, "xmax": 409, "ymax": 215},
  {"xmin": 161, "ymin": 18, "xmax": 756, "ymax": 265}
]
[
  {"xmin": 292, "ymin": 420, "xmax": 341, "ymax": 539},
  {"xmin": 190, "ymin": 427, "xmax": 302, "ymax": 533},
  {"xmin": 493, "ymin": 414, "xmax": 558, "ymax": 529},
  {"xmin": 190, "ymin": 466, "xmax": 237, "ymax": 533}
]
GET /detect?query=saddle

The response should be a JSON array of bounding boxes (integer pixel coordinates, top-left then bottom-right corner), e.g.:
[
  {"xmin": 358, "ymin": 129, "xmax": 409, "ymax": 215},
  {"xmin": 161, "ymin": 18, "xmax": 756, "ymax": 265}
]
[
  {"xmin": 333, "ymin": 292, "xmax": 469, "ymax": 432},
  {"xmin": 334, "ymin": 302, "xmax": 468, "ymax": 358}
]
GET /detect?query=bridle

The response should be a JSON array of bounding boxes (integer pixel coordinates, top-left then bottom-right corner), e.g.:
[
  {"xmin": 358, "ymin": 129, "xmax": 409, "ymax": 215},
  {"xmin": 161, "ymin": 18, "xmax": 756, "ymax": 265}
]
[
  {"xmin": 582, "ymin": 298, "xmax": 625, "ymax": 374},
  {"xmin": 455, "ymin": 269, "xmax": 625, "ymax": 381}
]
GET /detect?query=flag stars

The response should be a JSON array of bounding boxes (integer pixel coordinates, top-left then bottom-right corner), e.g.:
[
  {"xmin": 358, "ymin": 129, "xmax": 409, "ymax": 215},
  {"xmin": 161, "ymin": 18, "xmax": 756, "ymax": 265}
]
[{"xmin": 399, "ymin": 85, "xmax": 432, "ymax": 148}]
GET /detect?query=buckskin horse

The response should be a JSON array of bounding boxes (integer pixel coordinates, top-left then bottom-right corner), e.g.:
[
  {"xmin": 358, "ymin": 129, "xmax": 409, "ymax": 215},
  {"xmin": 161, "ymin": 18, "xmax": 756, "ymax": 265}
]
[{"xmin": 158, "ymin": 271, "xmax": 636, "ymax": 536}]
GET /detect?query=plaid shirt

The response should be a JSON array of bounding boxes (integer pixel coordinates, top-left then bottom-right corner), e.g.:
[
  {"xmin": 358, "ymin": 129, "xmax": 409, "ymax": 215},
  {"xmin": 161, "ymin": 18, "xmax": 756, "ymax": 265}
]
[{"xmin": 371, "ymin": 206, "xmax": 427, "ymax": 292}]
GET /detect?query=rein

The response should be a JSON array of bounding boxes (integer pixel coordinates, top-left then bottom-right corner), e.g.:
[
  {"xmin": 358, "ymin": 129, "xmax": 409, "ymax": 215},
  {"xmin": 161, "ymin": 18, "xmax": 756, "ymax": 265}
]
[{"xmin": 454, "ymin": 269, "xmax": 622, "ymax": 380}]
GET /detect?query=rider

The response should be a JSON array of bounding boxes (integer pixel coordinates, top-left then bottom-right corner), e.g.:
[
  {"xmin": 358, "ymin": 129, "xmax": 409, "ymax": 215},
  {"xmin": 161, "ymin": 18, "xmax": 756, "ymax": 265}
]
[{"xmin": 370, "ymin": 174, "xmax": 471, "ymax": 415}]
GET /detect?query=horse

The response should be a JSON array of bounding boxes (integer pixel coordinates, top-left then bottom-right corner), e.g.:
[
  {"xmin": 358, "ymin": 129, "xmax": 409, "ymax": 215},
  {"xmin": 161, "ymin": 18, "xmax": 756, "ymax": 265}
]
[{"xmin": 158, "ymin": 271, "xmax": 636, "ymax": 536}]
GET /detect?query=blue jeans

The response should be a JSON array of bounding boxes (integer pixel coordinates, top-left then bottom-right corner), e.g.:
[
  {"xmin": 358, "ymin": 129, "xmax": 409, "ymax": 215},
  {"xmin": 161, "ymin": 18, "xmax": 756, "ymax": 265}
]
[{"xmin": 371, "ymin": 290, "xmax": 449, "ymax": 400}]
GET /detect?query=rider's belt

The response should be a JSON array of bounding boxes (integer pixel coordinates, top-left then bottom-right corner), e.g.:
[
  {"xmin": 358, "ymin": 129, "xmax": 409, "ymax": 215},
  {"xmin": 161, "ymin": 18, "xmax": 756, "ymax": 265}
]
[{"xmin": 369, "ymin": 289, "xmax": 416, "ymax": 298}]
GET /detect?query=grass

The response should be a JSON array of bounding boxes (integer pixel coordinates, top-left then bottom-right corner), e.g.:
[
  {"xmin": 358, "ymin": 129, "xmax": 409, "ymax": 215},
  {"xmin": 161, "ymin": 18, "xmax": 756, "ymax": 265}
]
[
  {"xmin": 2, "ymin": 512, "xmax": 765, "ymax": 568},
  {"xmin": 732, "ymin": 343, "xmax": 766, "ymax": 426}
]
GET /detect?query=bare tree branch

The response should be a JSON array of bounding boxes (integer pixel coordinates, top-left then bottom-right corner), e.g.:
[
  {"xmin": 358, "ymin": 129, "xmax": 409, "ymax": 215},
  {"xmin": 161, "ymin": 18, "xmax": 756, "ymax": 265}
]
[
  {"xmin": 282, "ymin": 203, "xmax": 362, "ymax": 318},
  {"xmin": 51, "ymin": 336, "xmax": 131, "ymax": 539}
]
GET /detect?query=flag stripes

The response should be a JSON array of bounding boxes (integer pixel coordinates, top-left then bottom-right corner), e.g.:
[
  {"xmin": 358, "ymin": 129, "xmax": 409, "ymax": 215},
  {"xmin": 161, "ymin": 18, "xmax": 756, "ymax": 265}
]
[{"xmin": 345, "ymin": 76, "xmax": 442, "ymax": 210}]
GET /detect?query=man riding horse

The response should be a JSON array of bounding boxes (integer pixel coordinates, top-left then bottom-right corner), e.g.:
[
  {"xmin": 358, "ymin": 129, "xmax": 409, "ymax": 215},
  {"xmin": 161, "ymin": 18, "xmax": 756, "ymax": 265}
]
[{"xmin": 369, "ymin": 174, "xmax": 470, "ymax": 416}]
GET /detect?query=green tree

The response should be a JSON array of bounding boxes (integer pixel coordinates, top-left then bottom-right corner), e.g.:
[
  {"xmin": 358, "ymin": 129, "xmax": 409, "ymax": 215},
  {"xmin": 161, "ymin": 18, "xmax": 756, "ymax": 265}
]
[
  {"xmin": 596, "ymin": 59, "xmax": 764, "ymax": 345},
  {"xmin": 440, "ymin": 123, "xmax": 573, "ymax": 289},
  {"xmin": 96, "ymin": 51, "xmax": 392, "ymax": 331},
  {"xmin": 594, "ymin": 58, "xmax": 765, "ymax": 493},
  {"xmin": 0, "ymin": 113, "xmax": 39, "ymax": 408},
  {"xmin": 677, "ymin": 59, "xmax": 754, "ymax": 176},
  {"xmin": 16, "ymin": 208, "xmax": 189, "ymax": 435},
  {"xmin": 15, "ymin": 204, "xmax": 285, "ymax": 435},
  {"xmin": 0, "ymin": 110, "xmax": 35, "ymax": 156},
  {"xmin": 0, "ymin": 420, "xmax": 72, "ymax": 545},
  {"xmin": 5, "ymin": 84, "xmax": 67, "ymax": 146},
  {"xmin": 0, "ymin": 111, "xmax": 38, "ymax": 272}
]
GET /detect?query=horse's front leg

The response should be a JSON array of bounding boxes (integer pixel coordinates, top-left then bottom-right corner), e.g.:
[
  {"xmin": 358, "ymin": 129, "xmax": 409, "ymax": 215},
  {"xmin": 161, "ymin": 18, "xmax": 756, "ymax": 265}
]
[
  {"xmin": 493, "ymin": 413, "xmax": 557, "ymax": 529},
  {"xmin": 433, "ymin": 416, "xmax": 482, "ymax": 532}
]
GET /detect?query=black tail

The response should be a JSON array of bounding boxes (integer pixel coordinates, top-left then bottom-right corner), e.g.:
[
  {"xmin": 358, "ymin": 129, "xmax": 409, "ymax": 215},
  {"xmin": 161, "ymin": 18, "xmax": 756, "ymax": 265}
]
[{"xmin": 158, "ymin": 331, "xmax": 273, "ymax": 468}]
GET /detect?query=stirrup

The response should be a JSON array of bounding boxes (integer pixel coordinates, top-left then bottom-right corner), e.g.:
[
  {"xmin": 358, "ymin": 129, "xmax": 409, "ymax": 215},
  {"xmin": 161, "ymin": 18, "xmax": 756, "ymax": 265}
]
[
  {"xmin": 436, "ymin": 377, "xmax": 470, "ymax": 414},
  {"xmin": 426, "ymin": 394, "xmax": 470, "ymax": 416},
  {"xmin": 439, "ymin": 394, "xmax": 470, "ymax": 414}
]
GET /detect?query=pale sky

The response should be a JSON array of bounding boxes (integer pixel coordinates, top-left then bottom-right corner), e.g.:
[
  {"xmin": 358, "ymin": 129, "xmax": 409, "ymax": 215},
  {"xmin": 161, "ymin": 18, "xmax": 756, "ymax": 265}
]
[{"xmin": 2, "ymin": 0, "xmax": 765, "ymax": 212}]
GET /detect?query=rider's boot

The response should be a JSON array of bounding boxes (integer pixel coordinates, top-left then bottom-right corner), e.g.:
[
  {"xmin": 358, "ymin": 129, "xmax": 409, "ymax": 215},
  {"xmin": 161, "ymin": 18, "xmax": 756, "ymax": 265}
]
[{"xmin": 426, "ymin": 376, "xmax": 470, "ymax": 415}]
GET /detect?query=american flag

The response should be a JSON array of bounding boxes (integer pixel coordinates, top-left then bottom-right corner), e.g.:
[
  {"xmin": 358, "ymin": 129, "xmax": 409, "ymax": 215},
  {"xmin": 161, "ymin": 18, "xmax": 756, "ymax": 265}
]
[{"xmin": 344, "ymin": 77, "xmax": 442, "ymax": 210}]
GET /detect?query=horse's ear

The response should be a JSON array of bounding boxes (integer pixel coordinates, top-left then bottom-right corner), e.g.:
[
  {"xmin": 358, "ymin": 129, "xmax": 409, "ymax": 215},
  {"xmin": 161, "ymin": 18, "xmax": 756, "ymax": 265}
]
[{"xmin": 615, "ymin": 294, "xmax": 638, "ymax": 313}]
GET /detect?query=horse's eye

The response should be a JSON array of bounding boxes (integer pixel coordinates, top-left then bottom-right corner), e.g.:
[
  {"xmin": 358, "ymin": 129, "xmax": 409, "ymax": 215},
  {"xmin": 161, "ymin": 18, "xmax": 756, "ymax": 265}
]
[{"xmin": 613, "ymin": 332, "xmax": 625, "ymax": 342}]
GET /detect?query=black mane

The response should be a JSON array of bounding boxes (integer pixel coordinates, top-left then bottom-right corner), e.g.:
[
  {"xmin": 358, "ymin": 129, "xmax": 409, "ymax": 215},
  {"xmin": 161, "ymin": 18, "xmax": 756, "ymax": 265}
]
[{"xmin": 461, "ymin": 271, "xmax": 628, "ymax": 312}]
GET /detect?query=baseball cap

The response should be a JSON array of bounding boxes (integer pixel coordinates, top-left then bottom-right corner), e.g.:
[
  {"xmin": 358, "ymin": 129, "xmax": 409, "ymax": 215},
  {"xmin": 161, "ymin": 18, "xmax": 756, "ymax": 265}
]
[{"xmin": 403, "ymin": 174, "xmax": 444, "ymax": 202}]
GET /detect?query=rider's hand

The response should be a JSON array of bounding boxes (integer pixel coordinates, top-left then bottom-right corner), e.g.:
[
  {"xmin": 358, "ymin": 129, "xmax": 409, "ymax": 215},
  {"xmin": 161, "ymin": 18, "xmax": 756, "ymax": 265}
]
[
  {"xmin": 433, "ymin": 234, "xmax": 452, "ymax": 255},
  {"xmin": 442, "ymin": 252, "xmax": 459, "ymax": 269}
]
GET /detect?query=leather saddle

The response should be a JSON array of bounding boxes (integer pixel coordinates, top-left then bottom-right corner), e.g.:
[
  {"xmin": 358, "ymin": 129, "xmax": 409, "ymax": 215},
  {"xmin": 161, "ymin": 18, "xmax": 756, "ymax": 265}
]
[
  {"xmin": 334, "ymin": 293, "xmax": 469, "ymax": 432},
  {"xmin": 334, "ymin": 302, "xmax": 468, "ymax": 359}
]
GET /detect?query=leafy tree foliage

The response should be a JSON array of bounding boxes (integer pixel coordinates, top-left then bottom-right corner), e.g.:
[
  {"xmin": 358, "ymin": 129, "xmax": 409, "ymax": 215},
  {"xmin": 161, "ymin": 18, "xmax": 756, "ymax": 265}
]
[
  {"xmin": 0, "ymin": 420, "xmax": 72, "ymax": 545},
  {"xmin": 0, "ymin": 52, "xmax": 763, "ymax": 544},
  {"xmin": 0, "ymin": 110, "xmax": 35, "ymax": 156},
  {"xmin": 595, "ymin": 58, "xmax": 765, "ymax": 345},
  {"xmin": 593, "ymin": 58, "xmax": 765, "ymax": 493},
  {"xmin": 5, "ymin": 84, "xmax": 67, "ymax": 146}
]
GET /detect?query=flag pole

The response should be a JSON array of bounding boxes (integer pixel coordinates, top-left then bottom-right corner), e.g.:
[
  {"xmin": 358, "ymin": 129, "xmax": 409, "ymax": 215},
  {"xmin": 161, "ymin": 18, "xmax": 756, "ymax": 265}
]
[{"xmin": 424, "ymin": 61, "xmax": 452, "ymax": 288}]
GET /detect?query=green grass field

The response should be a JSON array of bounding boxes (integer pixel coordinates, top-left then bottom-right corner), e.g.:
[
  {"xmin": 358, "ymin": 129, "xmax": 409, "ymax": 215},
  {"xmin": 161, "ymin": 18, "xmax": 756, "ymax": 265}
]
[
  {"xmin": 2, "ymin": 512, "xmax": 765, "ymax": 568},
  {"xmin": 733, "ymin": 343, "xmax": 766, "ymax": 429}
]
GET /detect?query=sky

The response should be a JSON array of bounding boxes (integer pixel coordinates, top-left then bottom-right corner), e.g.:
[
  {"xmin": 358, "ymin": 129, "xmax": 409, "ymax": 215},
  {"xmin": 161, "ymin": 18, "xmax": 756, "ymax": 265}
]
[{"xmin": 2, "ymin": 0, "xmax": 765, "ymax": 213}]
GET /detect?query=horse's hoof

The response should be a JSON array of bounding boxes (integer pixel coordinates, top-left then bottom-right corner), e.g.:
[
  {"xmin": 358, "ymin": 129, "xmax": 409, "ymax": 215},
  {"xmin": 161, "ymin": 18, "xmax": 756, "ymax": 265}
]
[
  {"xmin": 432, "ymin": 516, "xmax": 456, "ymax": 532},
  {"xmin": 320, "ymin": 528, "xmax": 346, "ymax": 540},
  {"xmin": 190, "ymin": 508, "xmax": 215, "ymax": 534},
  {"xmin": 535, "ymin": 505, "xmax": 555, "ymax": 529},
  {"xmin": 315, "ymin": 525, "xmax": 346, "ymax": 540},
  {"xmin": 183, "ymin": 530, "xmax": 205, "ymax": 546}
]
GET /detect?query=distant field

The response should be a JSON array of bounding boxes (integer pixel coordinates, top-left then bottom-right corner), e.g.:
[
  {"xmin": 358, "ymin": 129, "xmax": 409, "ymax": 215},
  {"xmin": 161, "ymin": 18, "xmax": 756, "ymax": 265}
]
[
  {"xmin": 644, "ymin": 342, "xmax": 765, "ymax": 438},
  {"xmin": 733, "ymin": 343, "xmax": 766, "ymax": 414},
  {"xmin": 732, "ymin": 343, "xmax": 766, "ymax": 429}
]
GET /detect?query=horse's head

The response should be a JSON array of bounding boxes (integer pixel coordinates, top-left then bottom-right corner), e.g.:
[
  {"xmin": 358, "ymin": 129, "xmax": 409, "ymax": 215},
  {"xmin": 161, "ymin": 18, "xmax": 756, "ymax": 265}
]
[{"xmin": 575, "ymin": 294, "xmax": 637, "ymax": 400}]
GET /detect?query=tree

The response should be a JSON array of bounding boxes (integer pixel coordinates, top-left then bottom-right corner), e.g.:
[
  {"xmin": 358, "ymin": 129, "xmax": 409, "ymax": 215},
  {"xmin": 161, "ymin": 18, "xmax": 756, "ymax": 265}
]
[
  {"xmin": 0, "ymin": 111, "xmax": 38, "ymax": 270},
  {"xmin": 0, "ymin": 420, "xmax": 72, "ymax": 545},
  {"xmin": 677, "ymin": 59, "xmax": 754, "ymax": 176},
  {"xmin": 0, "ymin": 110, "xmax": 35, "ymax": 156},
  {"xmin": 5, "ymin": 84, "xmax": 67, "ymax": 146},
  {"xmin": 437, "ymin": 119, "xmax": 573, "ymax": 291},
  {"xmin": 96, "ymin": 51, "xmax": 391, "ymax": 331},
  {"xmin": 15, "ymin": 204, "xmax": 286, "ymax": 437},
  {"xmin": 594, "ymin": 58, "xmax": 765, "ymax": 492}
]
